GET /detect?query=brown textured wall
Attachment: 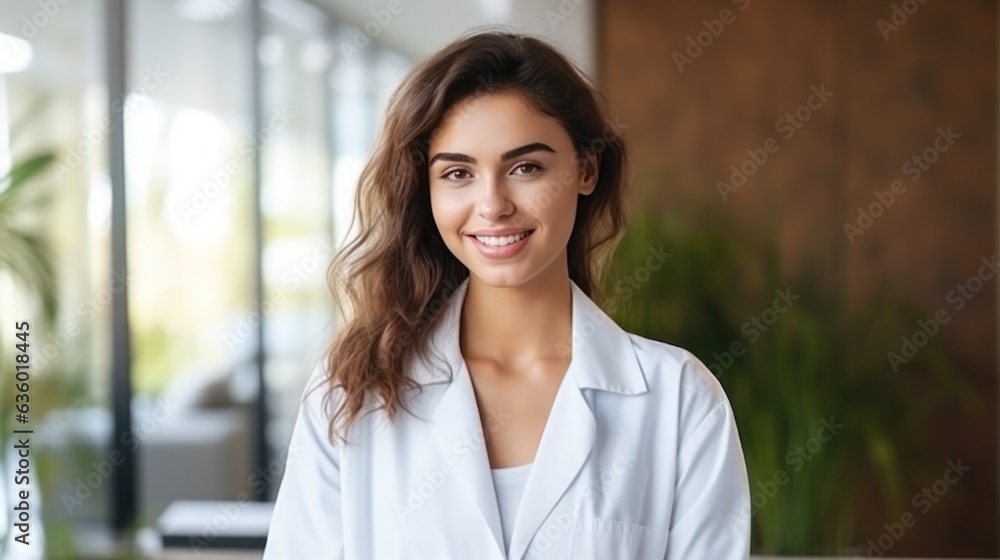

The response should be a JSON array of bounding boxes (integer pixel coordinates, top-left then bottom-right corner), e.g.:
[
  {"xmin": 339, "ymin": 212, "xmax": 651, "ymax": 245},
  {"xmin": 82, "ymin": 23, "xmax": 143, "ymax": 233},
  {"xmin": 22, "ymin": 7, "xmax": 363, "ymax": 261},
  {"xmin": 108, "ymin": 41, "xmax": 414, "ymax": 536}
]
[{"xmin": 598, "ymin": 0, "xmax": 997, "ymax": 555}]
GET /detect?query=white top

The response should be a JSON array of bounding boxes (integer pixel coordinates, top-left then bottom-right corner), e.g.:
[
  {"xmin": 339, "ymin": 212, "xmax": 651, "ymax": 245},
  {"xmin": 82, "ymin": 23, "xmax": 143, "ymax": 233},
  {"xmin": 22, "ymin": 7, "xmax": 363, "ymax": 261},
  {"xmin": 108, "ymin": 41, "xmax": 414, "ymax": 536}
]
[
  {"xmin": 263, "ymin": 276, "xmax": 752, "ymax": 560},
  {"xmin": 490, "ymin": 462, "xmax": 533, "ymax": 555}
]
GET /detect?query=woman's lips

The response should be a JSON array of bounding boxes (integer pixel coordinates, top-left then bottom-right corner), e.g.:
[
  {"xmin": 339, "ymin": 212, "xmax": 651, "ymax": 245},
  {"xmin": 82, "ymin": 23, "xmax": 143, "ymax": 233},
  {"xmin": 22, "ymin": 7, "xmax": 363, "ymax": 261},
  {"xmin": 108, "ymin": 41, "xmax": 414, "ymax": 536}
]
[{"xmin": 467, "ymin": 229, "xmax": 535, "ymax": 259}]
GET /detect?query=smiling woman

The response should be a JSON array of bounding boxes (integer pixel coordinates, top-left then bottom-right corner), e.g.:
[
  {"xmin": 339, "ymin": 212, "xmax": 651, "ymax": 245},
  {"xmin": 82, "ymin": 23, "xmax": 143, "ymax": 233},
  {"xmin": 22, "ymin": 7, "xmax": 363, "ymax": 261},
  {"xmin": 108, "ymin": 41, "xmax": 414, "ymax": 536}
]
[
  {"xmin": 264, "ymin": 26, "xmax": 751, "ymax": 560},
  {"xmin": 428, "ymin": 94, "xmax": 595, "ymax": 287}
]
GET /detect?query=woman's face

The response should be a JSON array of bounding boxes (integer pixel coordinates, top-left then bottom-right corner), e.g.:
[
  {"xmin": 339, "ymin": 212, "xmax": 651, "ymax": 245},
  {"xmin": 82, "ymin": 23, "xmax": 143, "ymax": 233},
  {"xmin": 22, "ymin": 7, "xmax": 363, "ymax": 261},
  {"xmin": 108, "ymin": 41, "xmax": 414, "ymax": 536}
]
[{"xmin": 428, "ymin": 91, "xmax": 597, "ymax": 288}]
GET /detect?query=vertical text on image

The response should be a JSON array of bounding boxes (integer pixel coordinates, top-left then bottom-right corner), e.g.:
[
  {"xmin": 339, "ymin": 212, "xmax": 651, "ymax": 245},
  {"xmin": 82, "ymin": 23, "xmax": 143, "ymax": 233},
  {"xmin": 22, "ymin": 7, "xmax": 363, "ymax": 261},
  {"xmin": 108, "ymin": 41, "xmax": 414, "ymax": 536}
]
[{"xmin": 12, "ymin": 321, "xmax": 34, "ymax": 546}]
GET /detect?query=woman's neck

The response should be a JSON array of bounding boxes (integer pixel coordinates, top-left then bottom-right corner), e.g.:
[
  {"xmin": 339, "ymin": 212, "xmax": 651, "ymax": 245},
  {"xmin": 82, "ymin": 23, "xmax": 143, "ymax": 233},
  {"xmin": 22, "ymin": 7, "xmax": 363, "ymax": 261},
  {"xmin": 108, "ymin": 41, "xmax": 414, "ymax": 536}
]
[{"xmin": 459, "ymin": 261, "xmax": 573, "ymax": 371}]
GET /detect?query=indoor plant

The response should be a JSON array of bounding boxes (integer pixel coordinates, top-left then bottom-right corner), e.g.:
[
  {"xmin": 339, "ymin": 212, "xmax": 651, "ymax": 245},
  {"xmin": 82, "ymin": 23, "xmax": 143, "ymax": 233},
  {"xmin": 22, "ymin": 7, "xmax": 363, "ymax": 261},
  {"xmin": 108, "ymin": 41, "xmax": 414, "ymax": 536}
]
[{"xmin": 604, "ymin": 187, "xmax": 978, "ymax": 554}]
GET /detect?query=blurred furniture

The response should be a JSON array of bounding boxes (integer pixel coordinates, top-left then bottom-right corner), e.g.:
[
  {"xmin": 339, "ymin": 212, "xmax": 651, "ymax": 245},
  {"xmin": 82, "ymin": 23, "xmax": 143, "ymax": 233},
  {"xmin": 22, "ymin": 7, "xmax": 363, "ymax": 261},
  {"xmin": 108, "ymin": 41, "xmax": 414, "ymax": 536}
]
[
  {"xmin": 140, "ymin": 499, "xmax": 271, "ymax": 559},
  {"xmin": 39, "ymin": 362, "xmax": 257, "ymax": 530}
]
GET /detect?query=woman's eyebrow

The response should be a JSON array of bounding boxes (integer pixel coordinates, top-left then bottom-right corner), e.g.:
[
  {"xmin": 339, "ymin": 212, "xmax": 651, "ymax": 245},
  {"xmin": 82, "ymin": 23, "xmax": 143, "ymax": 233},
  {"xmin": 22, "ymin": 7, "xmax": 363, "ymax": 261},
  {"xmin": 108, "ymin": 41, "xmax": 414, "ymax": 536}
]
[
  {"xmin": 501, "ymin": 142, "xmax": 556, "ymax": 162},
  {"xmin": 428, "ymin": 142, "xmax": 556, "ymax": 166}
]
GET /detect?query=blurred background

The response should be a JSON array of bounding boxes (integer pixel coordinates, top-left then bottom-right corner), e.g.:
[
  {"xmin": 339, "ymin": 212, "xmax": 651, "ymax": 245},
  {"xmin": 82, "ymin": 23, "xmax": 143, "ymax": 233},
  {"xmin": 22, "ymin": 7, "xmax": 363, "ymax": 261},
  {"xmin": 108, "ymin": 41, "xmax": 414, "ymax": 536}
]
[{"xmin": 0, "ymin": 0, "xmax": 994, "ymax": 558}]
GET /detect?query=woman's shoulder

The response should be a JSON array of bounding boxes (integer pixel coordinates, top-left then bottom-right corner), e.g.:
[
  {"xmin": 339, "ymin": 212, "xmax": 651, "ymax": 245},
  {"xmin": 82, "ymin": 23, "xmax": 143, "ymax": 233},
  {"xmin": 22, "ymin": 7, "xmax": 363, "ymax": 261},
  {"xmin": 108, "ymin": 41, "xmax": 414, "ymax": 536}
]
[
  {"xmin": 622, "ymin": 331, "xmax": 733, "ymax": 423},
  {"xmin": 297, "ymin": 358, "xmax": 401, "ymax": 442},
  {"xmin": 296, "ymin": 359, "xmax": 369, "ymax": 440},
  {"xmin": 299, "ymin": 359, "xmax": 339, "ymax": 413}
]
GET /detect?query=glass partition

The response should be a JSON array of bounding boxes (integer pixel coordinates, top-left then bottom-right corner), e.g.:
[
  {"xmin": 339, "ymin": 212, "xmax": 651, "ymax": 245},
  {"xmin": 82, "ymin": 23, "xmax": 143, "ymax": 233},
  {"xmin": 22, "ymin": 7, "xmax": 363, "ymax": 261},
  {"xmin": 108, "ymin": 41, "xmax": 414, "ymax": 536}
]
[
  {"xmin": 124, "ymin": 0, "xmax": 260, "ymax": 532},
  {"xmin": 0, "ymin": 0, "xmax": 411, "ymax": 554},
  {"xmin": 0, "ymin": 0, "xmax": 112, "ymax": 554}
]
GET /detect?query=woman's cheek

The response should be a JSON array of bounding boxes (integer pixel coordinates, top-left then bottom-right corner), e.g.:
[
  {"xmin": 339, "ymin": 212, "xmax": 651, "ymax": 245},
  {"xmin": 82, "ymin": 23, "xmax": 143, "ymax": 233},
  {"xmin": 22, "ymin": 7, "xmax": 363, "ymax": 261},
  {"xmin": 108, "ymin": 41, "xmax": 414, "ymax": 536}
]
[{"xmin": 522, "ymin": 179, "xmax": 561, "ymax": 214}]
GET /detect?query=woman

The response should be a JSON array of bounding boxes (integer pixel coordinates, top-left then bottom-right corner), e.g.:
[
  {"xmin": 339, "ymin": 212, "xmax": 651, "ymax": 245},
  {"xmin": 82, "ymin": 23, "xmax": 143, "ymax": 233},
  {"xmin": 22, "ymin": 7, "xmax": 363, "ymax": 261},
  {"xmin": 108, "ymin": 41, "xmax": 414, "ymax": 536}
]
[{"xmin": 264, "ymin": 27, "xmax": 750, "ymax": 560}]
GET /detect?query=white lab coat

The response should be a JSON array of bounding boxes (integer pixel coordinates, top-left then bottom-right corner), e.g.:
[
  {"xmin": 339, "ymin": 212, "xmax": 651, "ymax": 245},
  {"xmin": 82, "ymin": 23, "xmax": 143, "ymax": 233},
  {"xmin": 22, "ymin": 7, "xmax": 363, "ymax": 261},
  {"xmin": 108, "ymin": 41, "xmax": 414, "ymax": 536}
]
[{"xmin": 264, "ymin": 277, "xmax": 751, "ymax": 560}]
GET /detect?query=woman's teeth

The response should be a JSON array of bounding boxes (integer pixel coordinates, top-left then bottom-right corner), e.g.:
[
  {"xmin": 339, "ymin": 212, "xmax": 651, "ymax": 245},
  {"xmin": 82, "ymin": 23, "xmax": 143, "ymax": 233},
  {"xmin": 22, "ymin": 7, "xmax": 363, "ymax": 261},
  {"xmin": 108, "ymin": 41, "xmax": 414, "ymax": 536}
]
[{"xmin": 474, "ymin": 231, "xmax": 532, "ymax": 246}]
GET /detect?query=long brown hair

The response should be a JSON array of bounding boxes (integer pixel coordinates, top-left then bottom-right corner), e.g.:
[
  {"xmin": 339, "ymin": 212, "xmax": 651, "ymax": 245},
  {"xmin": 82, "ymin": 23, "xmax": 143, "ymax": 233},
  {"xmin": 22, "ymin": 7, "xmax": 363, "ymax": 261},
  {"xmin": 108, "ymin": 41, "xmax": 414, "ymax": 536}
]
[{"xmin": 318, "ymin": 26, "xmax": 631, "ymax": 444}]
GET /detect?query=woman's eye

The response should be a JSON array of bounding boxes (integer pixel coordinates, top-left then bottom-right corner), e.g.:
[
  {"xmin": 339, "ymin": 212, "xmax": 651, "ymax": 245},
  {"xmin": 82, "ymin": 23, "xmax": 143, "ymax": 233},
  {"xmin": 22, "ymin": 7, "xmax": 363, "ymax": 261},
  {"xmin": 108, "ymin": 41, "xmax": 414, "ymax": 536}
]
[
  {"xmin": 443, "ymin": 169, "xmax": 471, "ymax": 181},
  {"xmin": 513, "ymin": 163, "xmax": 541, "ymax": 175}
]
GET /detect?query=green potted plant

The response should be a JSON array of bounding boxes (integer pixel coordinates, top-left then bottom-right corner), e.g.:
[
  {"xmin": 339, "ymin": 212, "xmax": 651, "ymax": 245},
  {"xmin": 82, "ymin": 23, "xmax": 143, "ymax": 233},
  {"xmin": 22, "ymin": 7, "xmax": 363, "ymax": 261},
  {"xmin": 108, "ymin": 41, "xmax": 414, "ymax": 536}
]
[{"xmin": 604, "ymin": 186, "xmax": 978, "ymax": 554}]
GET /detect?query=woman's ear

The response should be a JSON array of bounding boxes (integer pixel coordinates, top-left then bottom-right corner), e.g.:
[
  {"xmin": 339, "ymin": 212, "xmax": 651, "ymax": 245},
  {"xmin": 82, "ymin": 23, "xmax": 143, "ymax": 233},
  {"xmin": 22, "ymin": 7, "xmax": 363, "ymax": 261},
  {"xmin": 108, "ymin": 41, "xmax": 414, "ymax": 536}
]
[{"xmin": 578, "ymin": 152, "xmax": 599, "ymax": 196}]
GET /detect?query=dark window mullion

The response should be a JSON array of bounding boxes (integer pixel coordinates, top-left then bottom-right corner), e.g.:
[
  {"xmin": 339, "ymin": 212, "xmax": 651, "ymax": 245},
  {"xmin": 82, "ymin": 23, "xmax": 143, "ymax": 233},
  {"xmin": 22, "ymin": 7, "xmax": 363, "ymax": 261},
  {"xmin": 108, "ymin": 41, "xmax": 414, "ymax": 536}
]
[{"xmin": 107, "ymin": 0, "xmax": 135, "ymax": 536}]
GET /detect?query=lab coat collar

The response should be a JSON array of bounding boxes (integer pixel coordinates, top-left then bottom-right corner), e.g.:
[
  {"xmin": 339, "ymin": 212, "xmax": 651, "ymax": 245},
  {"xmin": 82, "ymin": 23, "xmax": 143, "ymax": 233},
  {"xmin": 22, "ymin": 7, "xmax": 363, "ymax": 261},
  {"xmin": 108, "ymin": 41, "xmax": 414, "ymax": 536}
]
[
  {"xmin": 411, "ymin": 276, "xmax": 647, "ymax": 560},
  {"xmin": 412, "ymin": 275, "xmax": 648, "ymax": 395}
]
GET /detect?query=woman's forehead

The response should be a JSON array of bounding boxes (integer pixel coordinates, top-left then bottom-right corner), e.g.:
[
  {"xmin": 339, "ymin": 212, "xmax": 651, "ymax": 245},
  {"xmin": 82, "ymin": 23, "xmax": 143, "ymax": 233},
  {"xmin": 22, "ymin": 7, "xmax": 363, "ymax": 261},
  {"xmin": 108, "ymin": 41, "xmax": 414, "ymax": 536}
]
[{"xmin": 429, "ymin": 93, "xmax": 569, "ymax": 154}]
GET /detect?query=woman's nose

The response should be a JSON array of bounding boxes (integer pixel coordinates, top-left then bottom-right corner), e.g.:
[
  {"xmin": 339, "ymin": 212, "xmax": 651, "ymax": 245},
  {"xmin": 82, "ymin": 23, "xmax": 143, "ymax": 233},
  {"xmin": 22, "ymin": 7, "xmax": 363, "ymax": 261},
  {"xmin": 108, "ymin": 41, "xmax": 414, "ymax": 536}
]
[{"xmin": 476, "ymin": 177, "xmax": 515, "ymax": 220}]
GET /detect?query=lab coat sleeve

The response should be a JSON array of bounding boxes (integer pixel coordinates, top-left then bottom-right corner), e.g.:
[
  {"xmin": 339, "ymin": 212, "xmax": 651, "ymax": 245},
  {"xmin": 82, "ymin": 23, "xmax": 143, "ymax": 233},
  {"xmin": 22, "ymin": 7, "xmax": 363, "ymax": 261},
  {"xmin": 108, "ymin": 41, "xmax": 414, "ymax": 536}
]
[
  {"xmin": 263, "ymin": 362, "xmax": 346, "ymax": 559},
  {"xmin": 663, "ymin": 396, "xmax": 751, "ymax": 560}
]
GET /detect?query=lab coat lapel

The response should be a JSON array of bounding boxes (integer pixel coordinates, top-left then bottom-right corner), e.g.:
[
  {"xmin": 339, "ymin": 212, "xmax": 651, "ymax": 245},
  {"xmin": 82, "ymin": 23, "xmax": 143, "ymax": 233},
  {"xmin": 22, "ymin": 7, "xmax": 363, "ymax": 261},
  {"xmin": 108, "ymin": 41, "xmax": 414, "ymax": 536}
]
[
  {"xmin": 506, "ymin": 356, "xmax": 595, "ymax": 560},
  {"xmin": 429, "ymin": 359, "xmax": 507, "ymax": 559},
  {"xmin": 413, "ymin": 277, "xmax": 648, "ymax": 560},
  {"xmin": 507, "ymin": 279, "xmax": 648, "ymax": 560},
  {"xmin": 418, "ymin": 277, "xmax": 506, "ymax": 559}
]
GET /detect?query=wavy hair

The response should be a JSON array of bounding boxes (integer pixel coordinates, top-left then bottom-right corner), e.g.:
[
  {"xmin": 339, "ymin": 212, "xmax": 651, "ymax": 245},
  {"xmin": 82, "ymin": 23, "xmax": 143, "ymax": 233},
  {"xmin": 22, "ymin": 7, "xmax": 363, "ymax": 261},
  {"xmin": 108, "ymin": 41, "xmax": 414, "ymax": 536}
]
[{"xmin": 317, "ymin": 26, "xmax": 631, "ymax": 444}]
